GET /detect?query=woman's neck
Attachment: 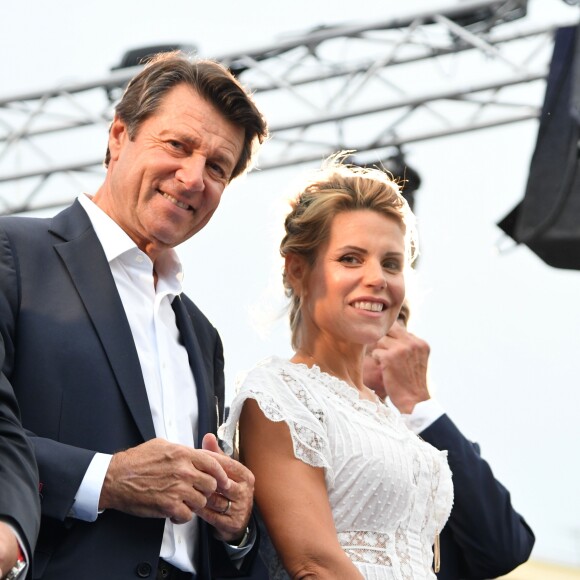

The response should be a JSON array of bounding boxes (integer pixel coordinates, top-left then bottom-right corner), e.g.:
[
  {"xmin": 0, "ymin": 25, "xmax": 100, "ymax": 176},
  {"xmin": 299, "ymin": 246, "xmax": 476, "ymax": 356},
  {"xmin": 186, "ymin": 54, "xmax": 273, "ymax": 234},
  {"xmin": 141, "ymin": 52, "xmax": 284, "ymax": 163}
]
[{"xmin": 292, "ymin": 347, "xmax": 363, "ymax": 391}]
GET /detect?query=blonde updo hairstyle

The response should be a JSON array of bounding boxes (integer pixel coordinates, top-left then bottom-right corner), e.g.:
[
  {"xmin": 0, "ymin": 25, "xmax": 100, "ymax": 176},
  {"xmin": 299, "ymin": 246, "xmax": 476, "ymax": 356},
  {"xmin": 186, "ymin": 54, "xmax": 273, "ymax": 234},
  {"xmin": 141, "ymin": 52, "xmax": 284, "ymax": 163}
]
[{"xmin": 280, "ymin": 154, "xmax": 418, "ymax": 350}]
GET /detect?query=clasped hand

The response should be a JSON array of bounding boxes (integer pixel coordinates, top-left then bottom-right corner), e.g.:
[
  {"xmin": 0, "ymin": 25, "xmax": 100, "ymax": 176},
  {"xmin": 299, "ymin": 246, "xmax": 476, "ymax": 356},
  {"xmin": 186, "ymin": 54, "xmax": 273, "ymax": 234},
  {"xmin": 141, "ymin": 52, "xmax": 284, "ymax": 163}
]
[{"xmin": 99, "ymin": 434, "xmax": 254, "ymax": 543}]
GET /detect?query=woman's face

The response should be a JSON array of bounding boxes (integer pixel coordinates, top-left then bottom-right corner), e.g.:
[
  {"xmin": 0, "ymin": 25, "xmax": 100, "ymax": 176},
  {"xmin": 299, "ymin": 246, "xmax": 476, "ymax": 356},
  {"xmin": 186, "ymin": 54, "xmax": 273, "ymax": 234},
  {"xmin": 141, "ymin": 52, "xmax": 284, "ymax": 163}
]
[{"xmin": 300, "ymin": 209, "xmax": 406, "ymax": 349}]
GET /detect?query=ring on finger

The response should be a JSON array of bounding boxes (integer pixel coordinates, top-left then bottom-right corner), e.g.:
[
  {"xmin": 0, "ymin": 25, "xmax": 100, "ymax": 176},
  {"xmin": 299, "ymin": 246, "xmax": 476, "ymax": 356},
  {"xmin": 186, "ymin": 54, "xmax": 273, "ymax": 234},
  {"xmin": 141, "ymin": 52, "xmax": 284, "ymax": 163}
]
[{"xmin": 219, "ymin": 498, "xmax": 231, "ymax": 515}]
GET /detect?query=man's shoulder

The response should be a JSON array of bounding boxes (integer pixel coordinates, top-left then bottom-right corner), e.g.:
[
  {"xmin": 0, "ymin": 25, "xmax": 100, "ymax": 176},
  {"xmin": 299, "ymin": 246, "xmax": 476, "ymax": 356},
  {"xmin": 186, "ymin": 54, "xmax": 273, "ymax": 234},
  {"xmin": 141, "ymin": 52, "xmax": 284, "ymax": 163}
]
[
  {"xmin": 0, "ymin": 214, "xmax": 49, "ymax": 234},
  {"xmin": 0, "ymin": 215, "xmax": 53, "ymax": 260},
  {"xmin": 178, "ymin": 294, "xmax": 218, "ymax": 335},
  {"xmin": 179, "ymin": 293, "xmax": 205, "ymax": 318},
  {"xmin": 0, "ymin": 202, "xmax": 83, "ymax": 240}
]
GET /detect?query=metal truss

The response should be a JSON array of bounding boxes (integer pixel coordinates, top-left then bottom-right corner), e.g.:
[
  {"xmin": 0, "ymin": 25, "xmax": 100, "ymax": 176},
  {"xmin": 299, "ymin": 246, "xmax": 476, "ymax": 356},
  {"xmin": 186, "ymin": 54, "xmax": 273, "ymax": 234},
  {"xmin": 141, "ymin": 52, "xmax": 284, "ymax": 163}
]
[{"xmin": 0, "ymin": 0, "xmax": 577, "ymax": 215}]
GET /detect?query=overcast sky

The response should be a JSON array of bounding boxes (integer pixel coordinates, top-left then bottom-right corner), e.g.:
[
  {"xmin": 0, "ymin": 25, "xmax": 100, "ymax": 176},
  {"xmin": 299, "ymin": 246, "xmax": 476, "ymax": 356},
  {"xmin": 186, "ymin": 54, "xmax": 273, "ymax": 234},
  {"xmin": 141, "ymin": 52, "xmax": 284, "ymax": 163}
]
[{"xmin": 1, "ymin": 0, "xmax": 580, "ymax": 569}]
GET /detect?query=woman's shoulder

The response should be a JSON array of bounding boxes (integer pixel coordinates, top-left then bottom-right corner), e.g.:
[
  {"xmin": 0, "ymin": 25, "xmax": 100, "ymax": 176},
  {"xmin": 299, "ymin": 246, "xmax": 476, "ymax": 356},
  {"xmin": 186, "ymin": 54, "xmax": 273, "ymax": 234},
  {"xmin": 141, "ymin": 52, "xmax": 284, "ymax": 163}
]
[
  {"xmin": 236, "ymin": 355, "xmax": 315, "ymax": 389},
  {"xmin": 236, "ymin": 355, "xmax": 290, "ymax": 387},
  {"xmin": 232, "ymin": 356, "xmax": 334, "ymax": 424}
]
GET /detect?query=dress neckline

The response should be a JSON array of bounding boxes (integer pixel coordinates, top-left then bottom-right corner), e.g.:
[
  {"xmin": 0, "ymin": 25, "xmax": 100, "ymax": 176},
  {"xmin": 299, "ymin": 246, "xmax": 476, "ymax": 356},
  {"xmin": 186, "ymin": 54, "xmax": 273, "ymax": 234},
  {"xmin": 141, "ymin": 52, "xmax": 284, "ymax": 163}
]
[{"xmin": 282, "ymin": 357, "xmax": 384, "ymax": 412}]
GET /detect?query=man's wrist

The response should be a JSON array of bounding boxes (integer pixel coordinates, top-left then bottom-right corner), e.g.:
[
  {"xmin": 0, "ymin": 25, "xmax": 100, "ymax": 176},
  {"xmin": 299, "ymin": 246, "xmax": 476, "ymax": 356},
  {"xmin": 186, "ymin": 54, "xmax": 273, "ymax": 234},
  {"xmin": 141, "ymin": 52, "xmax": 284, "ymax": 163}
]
[
  {"xmin": 228, "ymin": 524, "xmax": 251, "ymax": 549},
  {"xmin": 221, "ymin": 518, "xmax": 257, "ymax": 561},
  {"xmin": 4, "ymin": 542, "xmax": 27, "ymax": 580}
]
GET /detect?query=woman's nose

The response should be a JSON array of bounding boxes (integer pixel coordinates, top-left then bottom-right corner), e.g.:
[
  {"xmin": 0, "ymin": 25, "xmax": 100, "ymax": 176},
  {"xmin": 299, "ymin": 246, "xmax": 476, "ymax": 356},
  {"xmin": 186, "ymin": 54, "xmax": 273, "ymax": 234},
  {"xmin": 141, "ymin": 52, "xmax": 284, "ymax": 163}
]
[{"xmin": 365, "ymin": 261, "xmax": 387, "ymax": 288}]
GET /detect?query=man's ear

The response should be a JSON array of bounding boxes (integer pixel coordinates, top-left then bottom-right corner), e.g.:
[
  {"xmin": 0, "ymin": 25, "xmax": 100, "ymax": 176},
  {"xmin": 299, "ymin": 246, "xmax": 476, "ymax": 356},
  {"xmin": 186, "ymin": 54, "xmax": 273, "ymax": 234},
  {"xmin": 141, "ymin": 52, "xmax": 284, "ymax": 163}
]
[
  {"xmin": 285, "ymin": 253, "xmax": 308, "ymax": 297},
  {"xmin": 108, "ymin": 115, "xmax": 129, "ymax": 162}
]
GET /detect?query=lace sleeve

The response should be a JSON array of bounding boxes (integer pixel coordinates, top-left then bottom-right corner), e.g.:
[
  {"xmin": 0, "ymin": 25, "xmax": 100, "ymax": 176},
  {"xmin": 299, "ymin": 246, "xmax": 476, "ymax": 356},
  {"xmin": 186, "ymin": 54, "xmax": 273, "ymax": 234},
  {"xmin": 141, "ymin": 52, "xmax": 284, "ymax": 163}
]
[{"xmin": 218, "ymin": 359, "xmax": 334, "ymax": 482}]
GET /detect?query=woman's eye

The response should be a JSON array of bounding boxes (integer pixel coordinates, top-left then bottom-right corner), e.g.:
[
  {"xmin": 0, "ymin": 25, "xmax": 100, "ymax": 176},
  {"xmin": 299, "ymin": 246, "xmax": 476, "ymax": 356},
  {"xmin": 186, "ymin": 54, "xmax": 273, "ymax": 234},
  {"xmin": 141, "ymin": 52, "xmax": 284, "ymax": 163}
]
[
  {"xmin": 383, "ymin": 260, "xmax": 402, "ymax": 271},
  {"xmin": 339, "ymin": 255, "xmax": 359, "ymax": 264}
]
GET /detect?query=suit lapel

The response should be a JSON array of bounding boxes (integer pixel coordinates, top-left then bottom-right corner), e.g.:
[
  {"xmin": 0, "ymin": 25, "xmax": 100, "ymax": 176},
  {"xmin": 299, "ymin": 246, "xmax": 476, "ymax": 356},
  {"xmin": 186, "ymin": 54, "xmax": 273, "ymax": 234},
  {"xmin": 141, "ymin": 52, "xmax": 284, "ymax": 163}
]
[
  {"xmin": 50, "ymin": 202, "xmax": 156, "ymax": 442},
  {"xmin": 172, "ymin": 296, "xmax": 213, "ymax": 446}
]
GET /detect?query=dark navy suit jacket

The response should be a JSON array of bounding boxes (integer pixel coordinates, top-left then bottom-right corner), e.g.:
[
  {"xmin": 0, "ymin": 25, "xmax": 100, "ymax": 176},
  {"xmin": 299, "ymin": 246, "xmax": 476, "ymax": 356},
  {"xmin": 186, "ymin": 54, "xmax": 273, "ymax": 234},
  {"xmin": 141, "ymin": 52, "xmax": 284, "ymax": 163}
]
[
  {"xmin": 421, "ymin": 414, "xmax": 535, "ymax": 579},
  {"xmin": 0, "ymin": 369, "xmax": 40, "ymax": 579},
  {"xmin": 0, "ymin": 201, "xmax": 256, "ymax": 580}
]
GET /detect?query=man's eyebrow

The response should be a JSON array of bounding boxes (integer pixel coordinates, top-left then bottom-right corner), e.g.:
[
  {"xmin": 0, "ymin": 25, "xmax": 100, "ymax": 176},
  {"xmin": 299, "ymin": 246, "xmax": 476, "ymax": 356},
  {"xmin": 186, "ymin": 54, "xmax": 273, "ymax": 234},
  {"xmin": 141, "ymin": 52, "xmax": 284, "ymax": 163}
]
[
  {"xmin": 211, "ymin": 151, "xmax": 236, "ymax": 169},
  {"xmin": 159, "ymin": 131, "xmax": 236, "ymax": 168}
]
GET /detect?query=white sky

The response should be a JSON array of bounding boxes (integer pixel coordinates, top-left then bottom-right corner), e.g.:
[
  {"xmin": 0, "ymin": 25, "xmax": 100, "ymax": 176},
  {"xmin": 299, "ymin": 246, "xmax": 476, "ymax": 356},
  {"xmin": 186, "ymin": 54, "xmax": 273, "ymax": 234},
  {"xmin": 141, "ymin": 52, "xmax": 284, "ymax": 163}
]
[{"xmin": 1, "ymin": 0, "xmax": 580, "ymax": 569}]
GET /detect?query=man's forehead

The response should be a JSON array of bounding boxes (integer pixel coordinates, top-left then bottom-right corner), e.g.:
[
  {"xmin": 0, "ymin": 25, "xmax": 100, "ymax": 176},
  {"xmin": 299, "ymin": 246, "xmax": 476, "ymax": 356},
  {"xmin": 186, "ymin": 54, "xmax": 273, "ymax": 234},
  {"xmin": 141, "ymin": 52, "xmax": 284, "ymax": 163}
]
[{"xmin": 152, "ymin": 85, "xmax": 244, "ymax": 157}]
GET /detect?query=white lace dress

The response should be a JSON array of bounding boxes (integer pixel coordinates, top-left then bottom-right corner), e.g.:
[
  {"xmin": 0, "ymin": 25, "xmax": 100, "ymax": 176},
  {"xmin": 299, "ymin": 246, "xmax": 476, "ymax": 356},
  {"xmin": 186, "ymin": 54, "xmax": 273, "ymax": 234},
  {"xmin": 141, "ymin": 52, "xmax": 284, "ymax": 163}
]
[{"xmin": 219, "ymin": 356, "xmax": 453, "ymax": 580}]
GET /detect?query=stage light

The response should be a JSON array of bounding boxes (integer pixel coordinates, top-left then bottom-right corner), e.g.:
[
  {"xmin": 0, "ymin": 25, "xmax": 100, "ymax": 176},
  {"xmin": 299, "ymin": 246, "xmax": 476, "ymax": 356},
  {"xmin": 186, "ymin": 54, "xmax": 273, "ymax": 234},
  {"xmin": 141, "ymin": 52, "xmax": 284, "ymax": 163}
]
[
  {"xmin": 111, "ymin": 44, "xmax": 197, "ymax": 70},
  {"xmin": 349, "ymin": 151, "xmax": 422, "ymax": 212}
]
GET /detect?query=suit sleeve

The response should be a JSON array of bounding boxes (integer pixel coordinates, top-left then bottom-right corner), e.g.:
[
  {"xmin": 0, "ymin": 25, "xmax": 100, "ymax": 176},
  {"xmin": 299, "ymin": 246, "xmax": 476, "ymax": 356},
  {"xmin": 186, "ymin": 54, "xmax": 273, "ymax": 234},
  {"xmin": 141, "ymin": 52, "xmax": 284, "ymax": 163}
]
[
  {"xmin": 421, "ymin": 414, "xmax": 535, "ymax": 579},
  {"xmin": 0, "ymin": 342, "xmax": 41, "ymax": 561},
  {"xmin": 0, "ymin": 225, "xmax": 95, "ymax": 523}
]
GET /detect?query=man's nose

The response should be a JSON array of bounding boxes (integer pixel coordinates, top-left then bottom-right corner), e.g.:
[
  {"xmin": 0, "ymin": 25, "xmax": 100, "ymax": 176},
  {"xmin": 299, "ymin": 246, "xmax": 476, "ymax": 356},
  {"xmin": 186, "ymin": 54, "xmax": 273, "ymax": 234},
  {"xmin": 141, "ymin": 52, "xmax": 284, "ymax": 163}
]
[{"xmin": 176, "ymin": 155, "xmax": 206, "ymax": 191}]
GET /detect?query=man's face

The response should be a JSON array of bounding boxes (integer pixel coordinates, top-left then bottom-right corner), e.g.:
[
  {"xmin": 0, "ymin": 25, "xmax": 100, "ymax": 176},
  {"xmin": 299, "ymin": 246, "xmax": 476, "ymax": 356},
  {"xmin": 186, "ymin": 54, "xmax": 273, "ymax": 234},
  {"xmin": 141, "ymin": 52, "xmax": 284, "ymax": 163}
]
[{"xmin": 96, "ymin": 83, "xmax": 245, "ymax": 261}]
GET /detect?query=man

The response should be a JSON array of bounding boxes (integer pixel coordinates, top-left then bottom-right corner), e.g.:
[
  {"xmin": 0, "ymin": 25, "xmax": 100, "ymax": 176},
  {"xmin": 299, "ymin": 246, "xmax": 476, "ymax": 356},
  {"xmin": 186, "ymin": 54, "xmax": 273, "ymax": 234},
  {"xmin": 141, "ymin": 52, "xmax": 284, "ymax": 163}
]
[
  {"xmin": 0, "ymin": 52, "xmax": 268, "ymax": 580},
  {"xmin": 0, "ymin": 377, "xmax": 40, "ymax": 580},
  {"xmin": 363, "ymin": 303, "xmax": 535, "ymax": 579}
]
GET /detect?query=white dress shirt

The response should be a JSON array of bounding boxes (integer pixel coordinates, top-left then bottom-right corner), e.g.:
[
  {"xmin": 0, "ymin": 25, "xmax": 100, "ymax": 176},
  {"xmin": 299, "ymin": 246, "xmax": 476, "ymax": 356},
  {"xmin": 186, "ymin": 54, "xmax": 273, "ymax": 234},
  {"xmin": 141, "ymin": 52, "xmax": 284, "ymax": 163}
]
[
  {"xmin": 72, "ymin": 193, "xmax": 200, "ymax": 573},
  {"xmin": 386, "ymin": 397, "xmax": 445, "ymax": 434}
]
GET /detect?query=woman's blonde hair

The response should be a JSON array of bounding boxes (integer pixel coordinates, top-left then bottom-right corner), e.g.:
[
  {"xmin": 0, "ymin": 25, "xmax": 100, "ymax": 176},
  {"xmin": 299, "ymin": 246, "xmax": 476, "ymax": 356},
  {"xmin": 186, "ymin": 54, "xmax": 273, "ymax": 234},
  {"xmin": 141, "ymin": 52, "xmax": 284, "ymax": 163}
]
[{"xmin": 280, "ymin": 153, "xmax": 418, "ymax": 350}]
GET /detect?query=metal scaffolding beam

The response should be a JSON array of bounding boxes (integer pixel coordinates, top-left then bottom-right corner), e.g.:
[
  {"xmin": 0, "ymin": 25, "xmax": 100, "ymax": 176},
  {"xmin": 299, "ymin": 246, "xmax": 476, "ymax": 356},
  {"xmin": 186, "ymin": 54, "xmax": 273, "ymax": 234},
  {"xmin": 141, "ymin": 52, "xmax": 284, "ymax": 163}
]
[{"xmin": 0, "ymin": 0, "xmax": 577, "ymax": 215}]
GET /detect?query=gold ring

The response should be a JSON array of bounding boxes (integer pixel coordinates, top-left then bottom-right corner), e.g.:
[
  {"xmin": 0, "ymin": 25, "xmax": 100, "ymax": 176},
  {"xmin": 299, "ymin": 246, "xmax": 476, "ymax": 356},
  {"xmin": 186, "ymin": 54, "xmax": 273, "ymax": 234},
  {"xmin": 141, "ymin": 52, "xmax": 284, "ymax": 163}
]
[{"xmin": 219, "ymin": 498, "xmax": 231, "ymax": 515}]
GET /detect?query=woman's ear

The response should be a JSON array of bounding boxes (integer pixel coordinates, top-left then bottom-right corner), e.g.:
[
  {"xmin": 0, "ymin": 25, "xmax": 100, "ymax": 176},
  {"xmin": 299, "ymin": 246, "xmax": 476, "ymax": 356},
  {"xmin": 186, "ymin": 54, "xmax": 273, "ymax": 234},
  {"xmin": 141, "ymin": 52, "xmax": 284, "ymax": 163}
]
[{"xmin": 285, "ymin": 253, "xmax": 307, "ymax": 297}]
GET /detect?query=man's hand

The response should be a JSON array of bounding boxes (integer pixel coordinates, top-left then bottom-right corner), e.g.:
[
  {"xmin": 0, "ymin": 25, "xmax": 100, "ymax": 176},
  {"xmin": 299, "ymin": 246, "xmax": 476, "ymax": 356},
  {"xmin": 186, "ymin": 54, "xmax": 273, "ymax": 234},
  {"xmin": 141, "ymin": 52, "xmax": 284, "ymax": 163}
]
[
  {"xmin": 199, "ymin": 434, "xmax": 255, "ymax": 544},
  {"xmin": 99, "ymin": 438, "xmax": 231, "ymax": 525},
  {"xmin": 370, "ymin": 321, "xmax": 431, "ymax": 414},
  {"xmin": 0, "ymin": 521, "xmax": 19, "ymax": 578}
]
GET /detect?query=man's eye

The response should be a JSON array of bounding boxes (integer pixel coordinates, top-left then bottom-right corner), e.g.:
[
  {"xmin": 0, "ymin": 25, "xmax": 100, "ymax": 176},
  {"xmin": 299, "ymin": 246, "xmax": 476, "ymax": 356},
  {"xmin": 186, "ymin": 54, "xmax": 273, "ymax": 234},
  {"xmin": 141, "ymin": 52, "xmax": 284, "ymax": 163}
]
[
  {"xmin": 168, "ymin": 140, "xmax": 183, "ymax": 150},
  {"xmin": 208, "ymin": 162, "xmax": 226, "ymax": 178}
]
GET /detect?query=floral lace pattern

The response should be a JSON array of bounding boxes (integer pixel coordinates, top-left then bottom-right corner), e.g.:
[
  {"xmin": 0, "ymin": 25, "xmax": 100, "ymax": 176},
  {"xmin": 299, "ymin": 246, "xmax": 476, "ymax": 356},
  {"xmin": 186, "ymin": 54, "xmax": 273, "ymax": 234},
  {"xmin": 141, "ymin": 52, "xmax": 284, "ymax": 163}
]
[
  {"xmin": 219, "ymin": 357, "xmax": 453, "ymax": 579},
  {"xmin": 338, "ymin": 531, "xmax": 393, "ymax": 566},
  {"xmin": 395, "ymin": 526, "xmax": 413, "ymax": 580}
]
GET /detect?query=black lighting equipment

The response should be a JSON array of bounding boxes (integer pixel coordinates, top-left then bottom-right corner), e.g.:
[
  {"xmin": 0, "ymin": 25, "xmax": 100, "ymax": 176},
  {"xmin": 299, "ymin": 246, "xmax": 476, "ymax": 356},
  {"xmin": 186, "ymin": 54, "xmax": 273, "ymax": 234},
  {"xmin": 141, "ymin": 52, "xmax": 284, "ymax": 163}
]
[
  {"xmin": 497, "ymin": 25, "xmax": 580, "ymax": 270},
  {"xmin": 111, "ymin": 43, "xmax": 197, "ymax": 70},
  {"xmin": 106, "ymin": 44, "xmax": 197, "ymax": 101},
  {"xmin": 350, "ymin": 151, "xmax": 422, "ymax": 212}
]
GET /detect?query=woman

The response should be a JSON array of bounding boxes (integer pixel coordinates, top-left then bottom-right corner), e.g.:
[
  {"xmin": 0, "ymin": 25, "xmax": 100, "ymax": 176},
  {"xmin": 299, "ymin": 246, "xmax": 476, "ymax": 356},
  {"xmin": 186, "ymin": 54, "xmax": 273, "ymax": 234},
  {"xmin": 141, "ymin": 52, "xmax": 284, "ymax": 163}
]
[{"xmin": 219, "ymin": 155, "xmax": 453, "ymax": 579}]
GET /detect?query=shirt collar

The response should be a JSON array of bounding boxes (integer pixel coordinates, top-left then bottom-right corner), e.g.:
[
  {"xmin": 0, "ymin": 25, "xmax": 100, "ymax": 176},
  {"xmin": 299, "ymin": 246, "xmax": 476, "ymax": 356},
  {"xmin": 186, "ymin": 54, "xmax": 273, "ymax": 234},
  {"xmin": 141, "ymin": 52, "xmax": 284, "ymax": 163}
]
[{"xmin": 77, "ymin": 193, "xmax": 184, "ymax": 294}]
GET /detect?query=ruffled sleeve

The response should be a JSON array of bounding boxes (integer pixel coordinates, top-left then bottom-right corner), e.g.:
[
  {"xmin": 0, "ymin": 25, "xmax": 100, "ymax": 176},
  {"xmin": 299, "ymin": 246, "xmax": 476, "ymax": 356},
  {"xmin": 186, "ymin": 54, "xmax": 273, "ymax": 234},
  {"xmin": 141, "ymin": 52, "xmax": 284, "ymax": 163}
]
[{"xmin": 218, "ymin": 357, "xmax": 334, "ymax": 483}]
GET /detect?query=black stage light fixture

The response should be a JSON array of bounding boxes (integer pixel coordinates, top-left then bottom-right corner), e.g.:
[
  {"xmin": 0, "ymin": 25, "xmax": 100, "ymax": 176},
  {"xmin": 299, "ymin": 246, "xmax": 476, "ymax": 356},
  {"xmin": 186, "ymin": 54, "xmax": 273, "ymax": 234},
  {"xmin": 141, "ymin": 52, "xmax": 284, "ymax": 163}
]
[
  {"xmin": 111, "ymin": 43, "xmax": 197, "ymax": 70},
  {"xmin": 106, "ymin": 44, "xmax": 197, "ymax": 101},
  {"xmin": 497, "ymin": 25, "xmax": 580, "ymax": 270},
  {"xmin": 349, "ymin": 151, "xmax": 422, "ymax": 212}
]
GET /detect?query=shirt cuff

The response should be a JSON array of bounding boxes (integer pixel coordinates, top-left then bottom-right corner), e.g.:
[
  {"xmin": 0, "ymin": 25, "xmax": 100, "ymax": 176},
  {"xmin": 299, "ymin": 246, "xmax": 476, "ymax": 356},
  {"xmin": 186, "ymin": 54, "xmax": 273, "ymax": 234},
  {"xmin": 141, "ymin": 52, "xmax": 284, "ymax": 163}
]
[
  {"xmin": 70, "ymin": 452, "xmax": 113, "ymax": 521},
  {"xmin": 222, "ymin": 521, "xmax": 257, "ymax": 561},
  {"xmin": 401, "ymin": 398, "xmax": 445, "ymax": 434}
]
